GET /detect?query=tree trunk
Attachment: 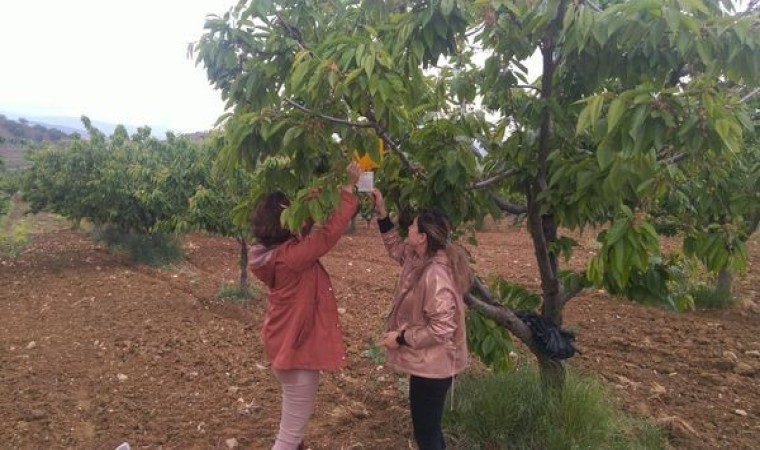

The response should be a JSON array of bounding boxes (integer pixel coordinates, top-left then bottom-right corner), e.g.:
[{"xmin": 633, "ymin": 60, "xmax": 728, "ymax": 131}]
[
  {"xmin": 238, "ymin": 237, "xmax": 249, "ymax": 290},
  {"xmin": 525, "ymin": 189, "xmax": 568, "ymax": 386},
  {"xmin": 716, "ymin": 269, "xmax": 732, "ymax": 294},
  {"xmin": 525, "ymin": 187, "xmax": 564, "ymax": 323}
]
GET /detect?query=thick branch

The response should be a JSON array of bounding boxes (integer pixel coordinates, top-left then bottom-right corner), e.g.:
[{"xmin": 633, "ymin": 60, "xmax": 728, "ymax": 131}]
[
  {"xmin": 363, "ymin": 110, "xmax": 420, "ymax": 174},
  {"xmin": 276, "ymin": 13, "xmax": 308, "ymax": 49},
  {"xmin": 741, "ymin": 87, "xmax": 760, "ymax": 104},
  {"xmin": 526, "ymin": 187, "xmax": 561, "ymax": 311},
  {"xmin": 536, "ymin": 1, "xmax": 568, "ymax": 190},
  {"xmin": 284, "ymin": 98, "xmax": 375, "ymax": 128},
  {"xmin": 490, "ymin": 193, "xmax": 528, "ymax": 215},
  {"xmin": 657, "ymin": 151, "xmax": 688, "ymax": 165},
  {"xmin": 524, "ymin": 2, "xmax": 568, "ymax": 324},
  {"xmin": 469, "ymin": 143, "xmax": 485, "ymax": 161},
  {"xmin": 473, "ymin": 168, "xmax": 518, "ymax": 189},
  {"xmin": 471, "ymin": 277, "xmax": 501, "ymax": 305},
  {"xmin": 464, "ymin": 290, "xmax": 538, "ymax": 354},
  {"xmin": 284, "ymin": 98, "xmax": 419, "ymax": 175}
]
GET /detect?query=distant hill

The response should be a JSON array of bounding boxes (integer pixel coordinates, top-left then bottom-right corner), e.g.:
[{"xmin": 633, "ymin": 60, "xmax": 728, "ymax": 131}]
[
  {"xmin": 0, "ymin": 115, "xmax": 70, "ymax": 142},
  {"xmin": 0, "ymin": 115, "xmax": 211, "ymax": 170},
  {"xmin": 0, "ymin": 111, "xmax": 171, "ymax": 138},
  {"xmin": 0, "ymin": 115, "xmax": 72, "ymax": 169}
]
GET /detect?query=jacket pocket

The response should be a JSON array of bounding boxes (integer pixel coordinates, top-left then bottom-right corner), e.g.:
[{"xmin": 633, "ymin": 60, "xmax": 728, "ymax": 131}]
[
  {"xmin": 293, "ymin": 308, "xmax": 314, "ymax": 348},
  {"xmin": 397, "ymin": 346, "xmax": 425, "ymax": 366}
]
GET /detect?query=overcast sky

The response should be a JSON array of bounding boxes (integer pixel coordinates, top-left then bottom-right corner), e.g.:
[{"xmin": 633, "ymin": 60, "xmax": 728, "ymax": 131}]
[
  {"xmin": 1, "ymin": 1, "xmax": 752, "ymax": 133},
  {"xmin": 0, "ymin": 1, "xmax": 236, "ymax": 133}
]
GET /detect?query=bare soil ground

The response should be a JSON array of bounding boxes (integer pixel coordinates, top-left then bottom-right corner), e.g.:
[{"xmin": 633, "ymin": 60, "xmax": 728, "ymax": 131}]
[{"xmin": 1, "ymin": 219, "xmax": 758, "ymax": 449}]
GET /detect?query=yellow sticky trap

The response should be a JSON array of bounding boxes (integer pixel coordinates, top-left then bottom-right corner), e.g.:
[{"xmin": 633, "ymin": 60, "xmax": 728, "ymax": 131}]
[{"xmin": 353, "ymin": 138, "xmax": 385, "ymax": 170}]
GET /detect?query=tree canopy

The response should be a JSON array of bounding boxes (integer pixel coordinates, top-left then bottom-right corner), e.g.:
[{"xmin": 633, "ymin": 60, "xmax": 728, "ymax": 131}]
[{"xmin": 191, "ymin": 0, "xmax": 760, "ymax": 380}]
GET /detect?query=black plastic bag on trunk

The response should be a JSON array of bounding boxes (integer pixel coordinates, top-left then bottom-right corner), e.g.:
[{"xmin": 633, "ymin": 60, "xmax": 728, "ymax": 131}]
[{"xmin": 515, "ymin": 310, "xmax": 578, "ymax": 360}]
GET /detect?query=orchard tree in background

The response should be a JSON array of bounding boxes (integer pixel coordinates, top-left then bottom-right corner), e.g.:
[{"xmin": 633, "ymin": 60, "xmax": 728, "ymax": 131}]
[
  {"xmin": 164, "ymin": 133, "xmax": 262, "ymax": 290},
  {"xmin": 652, "ymin": 95, "xmax": 760, "ymax": 295},
  {"xmin": 0, "ymin": 156, "xmax": 8, "ymax": 216},
  {"xmin": 194, "ymin": 0, "xmax": 760, "ymax": 383},
  {"xmin": 24, "ymin": 117, "xmax": 204, "ymax": 234}
]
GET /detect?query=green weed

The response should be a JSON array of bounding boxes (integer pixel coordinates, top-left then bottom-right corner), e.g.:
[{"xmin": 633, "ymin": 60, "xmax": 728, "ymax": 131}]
[{"xmin": 444, "ymin": 369, "xmax": 665, "ymax": 450}]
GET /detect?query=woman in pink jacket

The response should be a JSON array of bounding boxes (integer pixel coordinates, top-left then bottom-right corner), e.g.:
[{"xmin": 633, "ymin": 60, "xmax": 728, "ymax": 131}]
[
  {"xmin": 372, "ymin": 189, "xmax": 473, "ymax": 450},
  {"xmin": 248, "ymin": 163, "xmax": 360, "ymax": 450}
]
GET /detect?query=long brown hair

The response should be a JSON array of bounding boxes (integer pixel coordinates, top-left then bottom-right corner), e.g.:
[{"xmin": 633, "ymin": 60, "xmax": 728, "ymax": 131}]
[
  {"xmin": 416, "ymin": 210, "xmax": 473, "ymax": 293},
  {"xmin": 250, "ymin": 191, "xmax": 293, "ymax": 248}
]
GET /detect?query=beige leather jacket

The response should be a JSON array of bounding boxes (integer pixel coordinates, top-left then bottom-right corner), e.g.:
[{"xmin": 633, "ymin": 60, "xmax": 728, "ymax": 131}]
[{"xmin": 381, "ymin": 229, "xmax": 468, "ymax": 379}]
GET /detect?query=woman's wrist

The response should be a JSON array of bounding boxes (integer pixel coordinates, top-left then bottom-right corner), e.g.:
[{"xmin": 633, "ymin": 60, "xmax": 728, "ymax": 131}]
[
  {"xmin": 377, "ymin": 215, "xmax": 394, "ymax": 233},
  {"xmin": 395, "ymin": 329, "xmax": 408, "ymax": 346},
  {"xmin": 341, "ymin": 184, "xmax": 355, "ymax": 194}
]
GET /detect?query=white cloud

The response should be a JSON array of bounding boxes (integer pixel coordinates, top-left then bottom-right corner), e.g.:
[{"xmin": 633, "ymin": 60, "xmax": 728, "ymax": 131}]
[{"xmin": 0, "ymin": 0, "xmax": 236, "ymax": 132}]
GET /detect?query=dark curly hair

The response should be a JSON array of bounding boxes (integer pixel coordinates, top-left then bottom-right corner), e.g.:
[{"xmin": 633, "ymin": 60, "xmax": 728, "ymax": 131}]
[{"xmin": 250, "ymin": 192, "xmax": 293, "ymax": 248}]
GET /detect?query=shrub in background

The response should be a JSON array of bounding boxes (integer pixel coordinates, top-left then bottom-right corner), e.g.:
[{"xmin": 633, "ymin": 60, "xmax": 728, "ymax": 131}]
[
  {"xmin": 216, "ymin": 283, "xmax": 258, "ymax": 302},
  {"xmin": 690, "ymin": 284, "xmax": 737, "ymax": 310},
  {"xmin": 92, "ymin": 226, "xmax": 182, "ymax": 267}
]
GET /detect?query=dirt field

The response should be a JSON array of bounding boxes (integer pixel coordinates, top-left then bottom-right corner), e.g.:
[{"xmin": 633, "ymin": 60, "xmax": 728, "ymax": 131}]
[{"xmin": 1, "ymin": 219, "xmax": 758, "ymax": 449}]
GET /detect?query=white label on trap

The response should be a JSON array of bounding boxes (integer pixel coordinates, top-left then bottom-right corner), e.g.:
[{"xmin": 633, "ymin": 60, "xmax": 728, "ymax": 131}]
[{"xmin": 357, "ymin": 171, "xmax": 374, "ymax": 193}]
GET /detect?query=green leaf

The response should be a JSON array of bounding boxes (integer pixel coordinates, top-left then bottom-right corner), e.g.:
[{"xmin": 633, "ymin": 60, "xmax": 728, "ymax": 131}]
[
  {"xmin": 576, "ymin": 94, "xmax": 604, "ymax": 135},
  {"xmin": 714, "ymin": 118, "xmax": 737, "ymax": 153},
  {"xmin": 628, "ymin": 105, "xmax": 649, "ymax": 143},
  {"xmin": 441, "ymin": 0, "xmax": 455, "ymax": 17},
  {"xmin": 355, "ymin": 44, "xmax": 365, "ymax": 66},
  {"xmin": 282, "ymin": 127, "xmax": 303, "ymax": 148},
  {"xmin": 362, "ymin": 54, "xmax": 375, "ymax": 78},
  {"xmin": 607, "ymin": 97, "xmax": 626, "ymax": 132},
  {"xmin": 290, "ymin": 62, "xmax": 311, "ymax": 91},
  {"xmin": 606, "ymin": 219, "xmax": 629, "ymax": 246},
  {"xmin": 344, "ymin": 68, "xmax": 363, "ymax": 84}
]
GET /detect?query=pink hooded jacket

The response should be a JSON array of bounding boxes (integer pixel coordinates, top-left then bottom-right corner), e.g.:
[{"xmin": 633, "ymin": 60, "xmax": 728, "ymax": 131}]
[
  {"xmin": 381, "ymin": 229, "xmax": 468, "ymax": 379},
  {"xmin": 248, "ymin": 191, "xmax": 358, "ymax": 370}
]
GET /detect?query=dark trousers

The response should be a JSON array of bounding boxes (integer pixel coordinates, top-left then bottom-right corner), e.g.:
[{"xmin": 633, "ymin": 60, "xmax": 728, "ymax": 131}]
[{"xmin": 409, "ymin": 375, "xmax": 453, "ymax": 450}]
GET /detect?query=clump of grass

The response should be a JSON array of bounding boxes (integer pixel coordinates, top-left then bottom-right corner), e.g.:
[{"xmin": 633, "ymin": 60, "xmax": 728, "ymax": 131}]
[
  {"xmin": 690, "ymin": 284, "xmax": 736, "ymax": 310},
  {"xmin": 0, "ymin": 195, "xmax": 32, "ymax": 258},
  {"xmin": 444, "ymin": 369, "xmax": 664, "ymax": 450},
  {"xmin": 216, "ymin": 283, "xmax": 258, "ymax": 302},
  {"xmin": 92, "ymin": 227, "xmax": 182, "ymax": 266},
  {"xmin": 360, "ymin": 343, "xmax": 385, "ymax": 365},
  {"xmin": 0, "ymin": 194, "xmax": 9, "ymax": 217},
  {"xmin": 0, "ymin": 216, "xmax": 32, "ymax": 258}
]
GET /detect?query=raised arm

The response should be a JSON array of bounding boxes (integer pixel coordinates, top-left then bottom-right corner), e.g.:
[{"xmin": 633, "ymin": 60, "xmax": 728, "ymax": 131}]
[
  {"xmin": 373, "ymin": 188, "xmax": 410, "ymax": 266},
  {"xmin": 280, "ymin": 163, "xmax": 360, "ymax": 271}
]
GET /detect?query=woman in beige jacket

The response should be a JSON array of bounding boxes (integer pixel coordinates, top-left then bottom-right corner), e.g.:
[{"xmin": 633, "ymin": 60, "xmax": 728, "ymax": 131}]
[{"xmin": 371, "ymin": 189, "xmax": 472, "ymax": 450}]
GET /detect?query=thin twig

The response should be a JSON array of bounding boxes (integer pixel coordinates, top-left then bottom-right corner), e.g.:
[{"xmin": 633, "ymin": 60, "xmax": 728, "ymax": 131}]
[
  {"xmin": 658, "ymin": 152, "xmax": 688, "ymax": 165},
  {"xmin": 284, "ymin": 98, "xmax": 375, "ymax": 128},
  {"xmin": 740, "ymin": 0, "xmax": 760, "ymax": 16},
  {"xmin": 582, "ymin": 0, "xmax": 604, "ymax": 13}
]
